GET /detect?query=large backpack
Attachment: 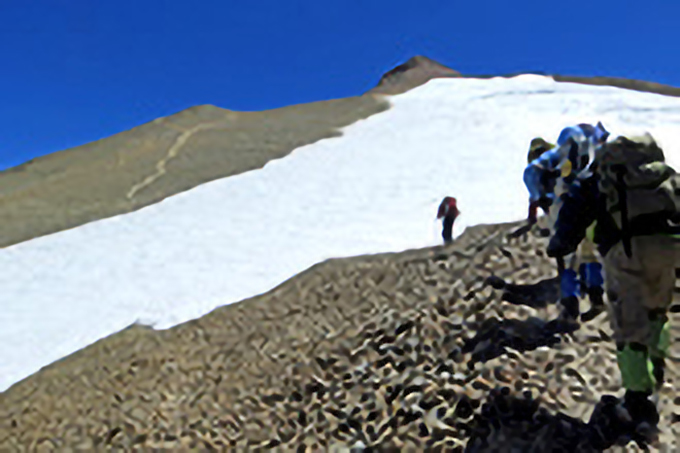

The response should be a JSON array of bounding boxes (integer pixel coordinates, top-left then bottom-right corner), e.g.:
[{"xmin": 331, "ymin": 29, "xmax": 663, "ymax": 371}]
[{"xmin": 595, "ymin": 133, "xmax": 680, "ymax": 257}]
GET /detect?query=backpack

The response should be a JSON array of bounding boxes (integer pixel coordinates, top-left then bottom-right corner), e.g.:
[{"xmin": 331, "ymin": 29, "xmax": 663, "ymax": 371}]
[
  {"xmin": 594, "ymin": 133, "xmax": 680, "ymax": 257},
  {"xmin": 437, "ymin": 196, "xmax": 459, "ymax": 220}
]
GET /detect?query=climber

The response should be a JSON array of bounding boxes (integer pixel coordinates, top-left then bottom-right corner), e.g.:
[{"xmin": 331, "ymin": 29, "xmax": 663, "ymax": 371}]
[
  {"xmin": 523, "ymin": 138, "xmax": 560, "ymax": 224},
  {"xmin": 547, "ymin": 122, "xmax": 609, "ymax": 323},
  {"xmin": 437, "ymin": 196, "xmax": 460, "ymax": 244},
  {"xmin": 523, "ymin": 122, "xmax": 609, "ymax": 224},
  {"xmin": 547, "ymin": 132, "xmax": 680, "ymax": 447},
  {"xmin": 522, "ymin": 123, "xmax": 609, "ymax": 322}
]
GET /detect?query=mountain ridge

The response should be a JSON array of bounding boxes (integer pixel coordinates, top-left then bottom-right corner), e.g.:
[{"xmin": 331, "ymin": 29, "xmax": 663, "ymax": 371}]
[{"xmin": 369, "ymin": 54, "xmax": 680, "ymax": 98}]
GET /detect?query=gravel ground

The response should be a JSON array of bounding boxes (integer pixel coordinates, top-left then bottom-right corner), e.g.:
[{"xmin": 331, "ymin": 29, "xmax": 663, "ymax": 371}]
[{"xmin": 2, "ymin": 218, "xmax": 679, "ymax": 452}]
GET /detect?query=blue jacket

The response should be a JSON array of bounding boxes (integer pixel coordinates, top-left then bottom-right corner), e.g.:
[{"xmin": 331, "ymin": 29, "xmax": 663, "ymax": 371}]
[
  {"xmin": 524, "ymin": 122, "xmax": 609, "ymax": 202},
  {"xmin": 523, "ymin": 147, "xmax": 564, "ymax": 202}
]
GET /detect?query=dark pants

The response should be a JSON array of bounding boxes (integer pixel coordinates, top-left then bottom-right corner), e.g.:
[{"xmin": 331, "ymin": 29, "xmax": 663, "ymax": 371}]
[{"xmin": 442, "ymin": 216, "xmax": 454, "ymax": 243}]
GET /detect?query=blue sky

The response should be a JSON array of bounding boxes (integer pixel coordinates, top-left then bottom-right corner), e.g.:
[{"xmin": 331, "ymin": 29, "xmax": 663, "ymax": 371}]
[{"xmin": 1, "ymin": 1, "xmax": 679, "ymax": 169}]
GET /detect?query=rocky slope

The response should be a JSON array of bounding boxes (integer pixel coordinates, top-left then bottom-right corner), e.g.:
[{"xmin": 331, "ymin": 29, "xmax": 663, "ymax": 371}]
[{"xmin": 2, "ymin": 217, "xmax": 679, "ymax": 451}]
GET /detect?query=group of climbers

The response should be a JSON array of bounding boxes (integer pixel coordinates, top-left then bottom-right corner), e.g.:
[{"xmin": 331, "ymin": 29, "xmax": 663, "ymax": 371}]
[
  {"xmin": 520, "ymin": 122, "xmax": 680, "ymax": 448},
  {"xmin": 437, "ymin": 121, "xmax": 679, "ymax": 448}
]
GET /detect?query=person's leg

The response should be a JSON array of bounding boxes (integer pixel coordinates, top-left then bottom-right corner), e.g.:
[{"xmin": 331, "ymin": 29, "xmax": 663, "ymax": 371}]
[
  {"xmin": 603, "ymin": 247, "xmax": 659, "ymax": 448},
  {"xmin": 579, "ymin": 238, "xmax": 605, "ymax": 322},
  {"xmin": 559, "ymin": 253, "xmax": 580, "ymax": 320},
  {"xmin": 603, "ymin": 236, "xmax": 675, "ymax": 433},
  {"xmin": 442, "ymin": 216, "xmax": 454, "ymax": 244},
  {"xmin": 589, "ymin": 236, "xmax": 671, "ymax": 447},
  {"xmin": 604, "ymin": 241, "xmax": 656, "ymax": 394},
  {"xmin": 549, "ymin": 181, "xmax": 577, "ymax": 320},
  {"xmin": 648, "ymin": 309, "xmax": 670, "ymax": 389},
  {"xmin": 528, "ymin": 201, "xmax": 538, "ymax": 224},
  {"xmin": 636, "ymin": 235, "xmax": 676, "ymax": 391}
]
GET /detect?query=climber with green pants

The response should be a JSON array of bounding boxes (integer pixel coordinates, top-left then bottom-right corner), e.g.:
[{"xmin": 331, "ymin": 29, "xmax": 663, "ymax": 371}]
[{"xmin": 547, "ymin": 132, "xmax": 679, "ymax": 447}]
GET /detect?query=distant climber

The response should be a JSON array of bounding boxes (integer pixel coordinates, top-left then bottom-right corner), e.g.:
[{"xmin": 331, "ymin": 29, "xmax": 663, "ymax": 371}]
[
  {"xmin": 437, "ymin": 196, "xmax": 460, "ymax": 244},
  {"xmin": 547, "ymin": 132, "xmax": 680, "ymax": 448}
]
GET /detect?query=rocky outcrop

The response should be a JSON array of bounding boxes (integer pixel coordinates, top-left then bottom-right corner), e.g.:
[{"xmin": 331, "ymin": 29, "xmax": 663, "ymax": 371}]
[
  {"xmin": 369, "ymin": 55, "xmax": 680, "ymax": 101},
  {"xmin": 368, "ymin": 55, "xmax": 462, "ymax": 95}
]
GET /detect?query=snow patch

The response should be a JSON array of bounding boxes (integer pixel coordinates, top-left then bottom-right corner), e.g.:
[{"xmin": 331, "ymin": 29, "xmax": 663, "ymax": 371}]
[{"xmin": 3, "ymin": 76, "xmax": 680, "ymax": 392}]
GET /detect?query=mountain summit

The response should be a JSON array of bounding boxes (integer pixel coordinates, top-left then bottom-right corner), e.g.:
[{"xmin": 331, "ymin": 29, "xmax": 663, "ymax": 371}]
[{"xmin": 369, "ymin": 55, "xmax": 461, "ymax": 95}]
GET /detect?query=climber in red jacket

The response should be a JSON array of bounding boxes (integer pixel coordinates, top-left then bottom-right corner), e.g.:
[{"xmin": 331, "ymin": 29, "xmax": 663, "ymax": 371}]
[{"xmin": 437, "ymin": 196, "xmax": 460, "ymax": 244}]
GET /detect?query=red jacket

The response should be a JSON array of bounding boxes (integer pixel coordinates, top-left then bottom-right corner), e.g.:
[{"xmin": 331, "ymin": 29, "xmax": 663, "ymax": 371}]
[{"xmin": 437, "ymin": 197, "xmax": 460, "ymax": 220}]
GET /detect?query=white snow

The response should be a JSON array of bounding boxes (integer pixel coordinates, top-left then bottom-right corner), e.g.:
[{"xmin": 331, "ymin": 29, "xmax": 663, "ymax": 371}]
[{"xmin": 4, "ymin": 75, "xmax": 680, "ymax": 392}]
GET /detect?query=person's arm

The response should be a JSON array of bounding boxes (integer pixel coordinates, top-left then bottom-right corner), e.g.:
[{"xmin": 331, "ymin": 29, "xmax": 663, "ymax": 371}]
[
  {"xmin": 524, "ymin": 164, "xmax": 548, "ymax": 223},
  {"xmin": 527, "ymin": 200, "xmax": 539, "ymax": 224}
]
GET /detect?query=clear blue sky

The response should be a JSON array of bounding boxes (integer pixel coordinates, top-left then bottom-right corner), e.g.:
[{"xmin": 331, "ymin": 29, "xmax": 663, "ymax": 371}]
[{"xmin": 1, "ymin": 1, "xmax": 679, "ymax": 170}]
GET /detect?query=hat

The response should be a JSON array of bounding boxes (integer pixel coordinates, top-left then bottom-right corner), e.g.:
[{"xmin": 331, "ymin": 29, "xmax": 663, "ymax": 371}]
[{"xmin": 528, "ymin": 138, "xmax": 555, "ymax": 163}]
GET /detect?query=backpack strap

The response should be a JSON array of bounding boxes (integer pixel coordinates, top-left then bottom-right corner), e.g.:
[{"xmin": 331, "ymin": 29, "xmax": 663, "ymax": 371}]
[{"xmin": 611, "ymin": 163, "xmax": 633, "ymax": 258}]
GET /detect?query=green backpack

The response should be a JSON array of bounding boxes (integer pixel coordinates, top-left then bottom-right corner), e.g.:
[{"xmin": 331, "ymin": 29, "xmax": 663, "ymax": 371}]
[{"xmin": 595, "ymin": 133, "xmax": 680, "ymax": 257}]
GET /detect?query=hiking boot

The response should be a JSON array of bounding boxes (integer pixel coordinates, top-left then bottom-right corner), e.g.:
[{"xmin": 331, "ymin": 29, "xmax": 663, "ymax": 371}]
[
  {"xmin": 485, "ymin": 275, "xmax": 507, "ymax": 290},
  {"xmin": 580, "ymin": 306, "xmax": 604, "ymax": 322},
  {"xmin": 623, "ymin": 390, "xmax": 660, "ymax": 448},
  {"xmin": 587, "ymin": 395, "xmax": 627, "ymax": 449},
  {"xmin": 588, "ymin": 392, "xmax": 660, "ymax": 449},
  {"xmin": 558, "ymin": 295, "xmax": 580, "ymax": 321},
  {"xmin": 553, "ymin": 314, "xmax": 580, "ymax": 337},
  {"xmin": 581, "ymin": 287, "xmax": 605, "ymax": 322}
]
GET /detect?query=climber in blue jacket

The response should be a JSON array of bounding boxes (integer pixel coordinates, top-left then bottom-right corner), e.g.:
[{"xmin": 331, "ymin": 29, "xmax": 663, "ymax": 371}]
[{"xmin": 523, "ymin": 122, "xmax": 609, "ymax": 322}]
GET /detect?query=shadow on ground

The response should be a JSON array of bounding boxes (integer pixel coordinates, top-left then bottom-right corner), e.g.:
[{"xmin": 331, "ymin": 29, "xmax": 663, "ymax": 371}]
[
  {"xmin": 462, "ymin": 315, "xmax": 579, "ymax": 370},
  {"xmin": 462, "ymin": 275, "xmax": 660, "ymax": 452},
  {"xmin": 486, "ymin": 274, "xmax": 560, "ymax": 309},
  {"xmin": 464, "ymin": 386, "xmax": 663, "ymax": 452}
]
